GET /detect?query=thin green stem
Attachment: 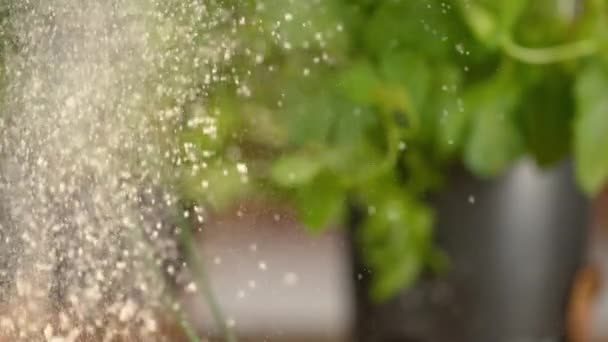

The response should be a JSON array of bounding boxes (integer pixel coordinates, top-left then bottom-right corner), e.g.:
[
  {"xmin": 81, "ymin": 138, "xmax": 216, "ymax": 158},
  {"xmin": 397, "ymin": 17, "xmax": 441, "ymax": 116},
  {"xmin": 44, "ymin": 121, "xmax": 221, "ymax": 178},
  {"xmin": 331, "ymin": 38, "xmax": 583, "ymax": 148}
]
[
  {"xmin": 501, "ymin": 35, "xmax": 598, "ymax": 64},
  {"xmin": 136, "ymin": 225, "xmax": 201, "ymax": 342},
  {"xmin": 174, "ymin": 305, "xmax": 202, "ymax": 342},
  {"xmin": 176, "ymin": 211, "xmax": 238, "ymax": 342}
]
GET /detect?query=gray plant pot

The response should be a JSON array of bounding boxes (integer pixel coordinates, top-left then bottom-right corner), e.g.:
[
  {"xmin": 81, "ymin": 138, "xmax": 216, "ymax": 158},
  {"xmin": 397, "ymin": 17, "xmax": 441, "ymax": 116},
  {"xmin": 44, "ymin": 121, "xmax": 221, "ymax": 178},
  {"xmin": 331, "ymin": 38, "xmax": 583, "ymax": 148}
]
[{"xmin": 351, "ymin": 160, "xmax": 588, "ymax": 342}]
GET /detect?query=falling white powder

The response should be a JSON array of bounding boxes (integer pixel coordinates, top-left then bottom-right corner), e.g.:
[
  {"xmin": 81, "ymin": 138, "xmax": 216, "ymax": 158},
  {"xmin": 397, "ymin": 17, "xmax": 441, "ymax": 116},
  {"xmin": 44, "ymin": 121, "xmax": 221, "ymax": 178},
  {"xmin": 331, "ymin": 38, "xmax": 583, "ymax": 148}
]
[
  {"xmin": 185, "ymin": 282, "xmax": 198, "ymax": 293},
  {"xmin": 226, "ymin": 318, "xmax": 236, "ymax": 328},
  {"xmin": 283, "ymin": 272, "xmax": 299, "ymax": 287},
  {"xmin": 236, "ymin": 289, "xmax": 246, "ymax": 299},
  {"xmin": 258, "ymin": 261, "xmax": 268, "ymax": 271},
  {"xmin": 236, "ymin": 162, "xmax": 248, "ymax": 174},
  {"xmin": 0, "ymin": 0, "xmax": 237, "ymax": 339},
  {"xmin": 118, "ymin": 299, "xmax": 138, "ymax": 322}
]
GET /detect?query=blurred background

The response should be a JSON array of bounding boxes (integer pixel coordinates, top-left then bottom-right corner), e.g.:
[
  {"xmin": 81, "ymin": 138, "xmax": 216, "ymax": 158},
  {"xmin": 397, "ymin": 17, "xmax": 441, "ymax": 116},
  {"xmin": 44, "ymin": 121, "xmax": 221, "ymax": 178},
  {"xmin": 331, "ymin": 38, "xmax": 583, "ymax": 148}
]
[{"xmin": 4, "ymin": 0, "xmax": 608, "ymax": 341}]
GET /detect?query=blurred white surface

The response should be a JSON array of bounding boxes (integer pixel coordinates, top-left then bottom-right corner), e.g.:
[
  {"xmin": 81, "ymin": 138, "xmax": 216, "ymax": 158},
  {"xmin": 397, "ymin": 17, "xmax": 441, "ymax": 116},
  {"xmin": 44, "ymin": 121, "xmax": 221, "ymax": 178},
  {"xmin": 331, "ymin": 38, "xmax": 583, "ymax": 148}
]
[{"xmin": 183, "ymin": 202, "xmax": 354, "ymax": 341}]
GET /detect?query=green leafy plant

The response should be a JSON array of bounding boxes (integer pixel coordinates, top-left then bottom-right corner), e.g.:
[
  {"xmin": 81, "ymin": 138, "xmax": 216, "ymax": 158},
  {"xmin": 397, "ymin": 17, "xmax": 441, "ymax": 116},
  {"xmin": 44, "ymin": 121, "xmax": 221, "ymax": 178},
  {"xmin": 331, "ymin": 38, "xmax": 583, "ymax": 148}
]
[{"xmin": 177, "ymin": 0, "xmax": 608, "ymax": 301}]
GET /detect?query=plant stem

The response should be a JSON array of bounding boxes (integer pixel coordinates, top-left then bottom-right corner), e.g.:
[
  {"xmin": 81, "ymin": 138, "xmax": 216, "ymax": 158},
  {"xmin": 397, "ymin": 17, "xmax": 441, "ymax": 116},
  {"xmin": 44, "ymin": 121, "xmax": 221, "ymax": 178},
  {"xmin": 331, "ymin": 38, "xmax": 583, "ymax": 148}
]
[
  {"xmin": 136, "ymin": 223, "xmax": 201, "ymax": 342},
  {"xmin": 176, "ymin": 211, "xmax": 238, "ymax": 342},
  {"xmin": 501, "ymin": 35, "xmax": 598, "ymax": 64},
  {"xmin": 174, "ymin": 305, "xmax": 202, "ymax": 342}
]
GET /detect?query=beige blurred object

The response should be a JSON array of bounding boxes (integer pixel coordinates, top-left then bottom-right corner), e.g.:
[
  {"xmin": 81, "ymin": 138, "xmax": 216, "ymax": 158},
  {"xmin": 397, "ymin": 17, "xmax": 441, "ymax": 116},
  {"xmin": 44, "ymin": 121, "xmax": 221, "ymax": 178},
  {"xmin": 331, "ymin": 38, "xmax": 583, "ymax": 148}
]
[
  {"xmin": 569, "ymin": 189, "xmax": 608, "ymax": 342},
  {"xmin": 183, "ymin": 199, "xmax": 354, "ymax": 341}
]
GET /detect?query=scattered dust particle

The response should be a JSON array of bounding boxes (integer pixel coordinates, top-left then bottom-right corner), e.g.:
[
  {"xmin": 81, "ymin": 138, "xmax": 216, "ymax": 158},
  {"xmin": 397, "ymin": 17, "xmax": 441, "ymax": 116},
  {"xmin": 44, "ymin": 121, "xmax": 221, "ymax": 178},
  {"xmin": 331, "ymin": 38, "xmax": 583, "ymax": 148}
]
[
  {"xmin": 119, "ymin": 299, "xmax": 138, "ymax": 322},
  {"xmin": 283, "ymin": 272, "xmax": 299, "ymax": 286},
  {"xmin": 185, "ymin": 282, "xmax": 198, "ymax": 293},
  {"xmin": 258, "ymin": 261, "xmax": 267, "ymax": 271},
  {"xmin": 236, "ymin": 163, "xmax": 248, "ymax": 174}
]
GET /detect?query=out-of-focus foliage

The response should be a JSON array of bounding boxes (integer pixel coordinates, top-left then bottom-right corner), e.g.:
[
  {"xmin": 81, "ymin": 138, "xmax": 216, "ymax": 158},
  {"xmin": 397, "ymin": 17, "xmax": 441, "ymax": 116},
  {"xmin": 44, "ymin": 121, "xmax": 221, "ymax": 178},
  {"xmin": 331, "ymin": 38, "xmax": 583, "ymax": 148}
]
[{"xmin": 173, "ymin": 0, "xmax": 608, "ymax": 301}]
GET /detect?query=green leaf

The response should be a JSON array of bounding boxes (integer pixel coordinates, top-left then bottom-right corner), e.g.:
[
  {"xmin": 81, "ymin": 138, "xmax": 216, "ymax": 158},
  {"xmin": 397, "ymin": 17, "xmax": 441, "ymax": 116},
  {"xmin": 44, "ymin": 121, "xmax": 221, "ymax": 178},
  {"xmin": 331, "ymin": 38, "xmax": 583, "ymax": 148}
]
[
  {"xmin": 294, "ymin": 172, "xmax": 345, "ymax": 231},
  {"xmin": 464, "ymin": 67, "xmax": 524, "ymax": 176},
  {"xmin": 511, "ymin": 0, "xmax": 580, "ymax": 47},
  {"xmin": 458, "ymin": 0, "xmax": 527, "ymax": 46},
  {"xmin": 401, "ymin": 148, "xmax": 444, "ymax": 194},
  {"xmin": 371, "ymin": 248, "xmax": 422, "ymax": 302},
  {"xmin": 284, "ymin": 94, "xmax": 335, "ymax": 145},
  {"xmin": 379, "ymin": 50, "xmax": 430, "ymax": 114},
  {"xmin": 436, "ymin": 96, "xmax": 469, "ymax": 156},
  {"xmin": 574, "ymin": 62, "xmax": 608, "ymax": 194},
  {"xmin": 324, "ymin": 139, "xmax": 386, "ymax": 184},
  {"xmin": 358, "ymin": 184, "xmax": 434, "ymax": 301},
  {"xmin": 271, "ymin": 153, "xmax": 324, "ymax": 187},
  {"xmin": 517, "ymin": 69, "xmax": 573, "ymax": 166},
  {"xmin": 457, "ymin": 1, "xmax": 500, "ymax": 45},
  {"xmin": 364, "ymin": 0, "xmax": 468, "ymax": 59},
  {"xmin": 324, "ymin": 101, "xmax": 393, "ymax": 184},
  {"xmin": 330, "ymin": 102, "xmax": 377, "ymax": 146},
  {"xmin": 178, "ymin": 98, "xmax": 241, "ymax": 151},
  {"xmin": 178, "ymin": 164, "xmax": 250, "ymax": 210},
  {"xmin": 251, "ymin": 0, "xmax": 347, "ymax": 57},
  {"xmin": 496, "ymin": 0, "xmax": 527, "ymax": 34},
  {"xmin": 338, "ymin": 61, "xmax": 382, "ymax": 105},
  {"xmin": 242, "ymin": 103, "xmax": 289, "ymax": 149},
  {"xmin": 426, "ymin": 65, "xmax": 465, "ymax": 155},
  {"xmin": 375, "ymin": 50, "xmax": 434, "ymax": 136}
]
